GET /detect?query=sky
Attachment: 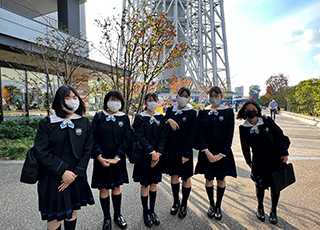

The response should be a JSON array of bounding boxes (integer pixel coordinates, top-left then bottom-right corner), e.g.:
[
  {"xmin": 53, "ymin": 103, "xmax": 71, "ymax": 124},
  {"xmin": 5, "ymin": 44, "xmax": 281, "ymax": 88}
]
[{"xmin": 85, "ymin": 0, "xmax": 320, "ymax": 96}]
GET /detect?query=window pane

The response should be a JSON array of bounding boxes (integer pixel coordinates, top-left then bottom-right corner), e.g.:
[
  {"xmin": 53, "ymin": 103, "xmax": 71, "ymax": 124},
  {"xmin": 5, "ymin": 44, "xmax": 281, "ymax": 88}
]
[{"xmin": 1, "ymin": 67, "xmax": 26, "ymax": 118}]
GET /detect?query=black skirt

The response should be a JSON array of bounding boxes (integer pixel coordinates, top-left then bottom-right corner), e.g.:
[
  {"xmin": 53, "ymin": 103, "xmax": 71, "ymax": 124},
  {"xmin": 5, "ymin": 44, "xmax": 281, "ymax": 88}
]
[
  {"xmin": 133, "ymin": 153, "xmax": 162, "ymax": 186},
  {"xmin": 38, "ymin": 168, "xmax": 94, "ymax": 221}
]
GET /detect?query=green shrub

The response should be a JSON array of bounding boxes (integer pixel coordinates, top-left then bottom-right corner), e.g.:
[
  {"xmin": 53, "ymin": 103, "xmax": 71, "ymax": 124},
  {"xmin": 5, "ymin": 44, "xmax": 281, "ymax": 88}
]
[
  {"xmin": 0, "ymin": 116, "xmax": 42, "ymax": 139},
  {"xmin": 0, "ymin": 137, "xmax": 34, "ymax": 160}
]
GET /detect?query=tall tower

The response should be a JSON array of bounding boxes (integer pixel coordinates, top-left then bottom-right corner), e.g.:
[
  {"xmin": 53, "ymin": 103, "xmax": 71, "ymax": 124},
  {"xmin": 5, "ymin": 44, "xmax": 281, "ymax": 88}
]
[{"xmin": 122, "ymin": 0, "xmax": 231, "ymax": 91}]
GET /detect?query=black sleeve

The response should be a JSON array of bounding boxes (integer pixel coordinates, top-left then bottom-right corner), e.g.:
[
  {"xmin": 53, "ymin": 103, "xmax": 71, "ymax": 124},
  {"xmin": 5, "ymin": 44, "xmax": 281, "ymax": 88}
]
[
  {"xmin": 267, "ymin": 117, "xmax": 290, "ymax": 156},
  {"xmin": 156, "ymin": 118, "xmax": 169, "ymax": 154},
  {"xmin": 74, "ymin": 118, "xmax": 93, "ymax": 177},
  {"xmin": 221, "ymin": 109, "xmax": 235, "ymax": 156},
  {"xmin": 196, "ymin": 110, "xmax": 208, "ymax": 151},
  {"xmin": 91, "ymin": 113, "xmax": 103, "ymax": 159},
  {"xmin": 115, "ymin": 115, "xmax": 132, "ymax": 159},
  {"xmin": 164, "ymin": 107, "xmax": 174, "ymax": 120},
  {"xmin": 133, "ymin": 115, "xmax": 154, "ymax": 155},
  {"xmin": 239, "ymin": 126, "xmax": 252, "ymax": 165},
  {"xmin": 182, "ymin": 111, "xmax": 197, "ymax": 158},
  {"xmin": 34, "ymin": 118, "xmax": 69, "ymax": 177}
]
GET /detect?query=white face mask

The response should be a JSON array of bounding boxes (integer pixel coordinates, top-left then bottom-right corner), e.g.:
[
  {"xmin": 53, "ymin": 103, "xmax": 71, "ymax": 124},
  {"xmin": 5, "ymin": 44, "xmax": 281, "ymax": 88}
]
[
  {"xmin": 107, "ymin": 101, "xmax": 121, "ymax": 112},
  {"xmin": 63, "ymin": 100, "xmax": 80, "ymax": 113},
  {"xmin": 177, "ymin": 96, "xmax": 189, "ymax": 107},
  {"xmin": 147, "ymin": 101, "xmax": 158, "ymax": 111},
  {"xmin": 209, "ymin": 98, "xmax": 221, "ymax": 106}
]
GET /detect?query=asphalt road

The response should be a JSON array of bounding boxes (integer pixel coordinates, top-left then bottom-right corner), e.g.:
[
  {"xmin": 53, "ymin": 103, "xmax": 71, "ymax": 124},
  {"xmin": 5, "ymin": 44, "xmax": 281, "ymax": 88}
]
[{"xmin": 1, "ymin": 111, "xmax": 319, "ymax": 229}]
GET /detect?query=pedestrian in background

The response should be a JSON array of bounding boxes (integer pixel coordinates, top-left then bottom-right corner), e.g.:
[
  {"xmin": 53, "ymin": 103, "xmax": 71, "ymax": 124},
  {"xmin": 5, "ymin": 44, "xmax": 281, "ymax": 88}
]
[
  {"xmin": 34, "ymin": 85, "xmax": 94, "ymax": 230},
  {"xmin": 91, "ymin": 90, "xmax": 131, "ymax": 230},
  {"xmin": 162, "ymin": 87, "xmax": 197, "ymax": 219},
  {"xmin": 237, "ymin": 100, "xmax": 290, "ymax": 225},
  {"xmin": 195, "ymin": 86, "xmax": 237, "ymax": 220},
  {"xmin": 268, "ymin": 98, "xmax": 278, "ymax": 120},
  {"xmin": 132, "ymin": 93, "xmax": 168, "ymax": 228}
]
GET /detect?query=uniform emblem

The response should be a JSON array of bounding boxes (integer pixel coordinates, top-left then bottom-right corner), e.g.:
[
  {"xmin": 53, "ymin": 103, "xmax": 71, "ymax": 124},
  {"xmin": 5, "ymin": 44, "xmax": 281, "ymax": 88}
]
[
  {"xmin": 118, "ymin": 121, "xmax": 124, "ymax": 127},
  {"xmin": 265, "ymin": 127, "xmax": 269, "ymax": 132},
  {"xmin": 182, "ymin": 117, "xmax": 187, "ymax": 122},
  {"xmin": 75, "ymin": 128, "xmax": 82, "ymax": 136},
  {"xmin": 219, "ymin": 116, "xmax": 224, "ymax": 121}
]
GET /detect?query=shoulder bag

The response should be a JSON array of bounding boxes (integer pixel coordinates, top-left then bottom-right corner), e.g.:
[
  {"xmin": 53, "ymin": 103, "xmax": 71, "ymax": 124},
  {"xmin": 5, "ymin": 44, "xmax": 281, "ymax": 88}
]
[{"xmin": 20, "ymin": 116, "xmax": 50, "ymax": 184}]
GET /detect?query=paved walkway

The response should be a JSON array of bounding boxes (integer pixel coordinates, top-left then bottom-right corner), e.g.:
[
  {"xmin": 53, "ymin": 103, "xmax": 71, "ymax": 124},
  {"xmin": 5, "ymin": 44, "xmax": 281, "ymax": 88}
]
[{"xmin": 1, "ymin": 111, "xmax": 320, "ymax": 229}]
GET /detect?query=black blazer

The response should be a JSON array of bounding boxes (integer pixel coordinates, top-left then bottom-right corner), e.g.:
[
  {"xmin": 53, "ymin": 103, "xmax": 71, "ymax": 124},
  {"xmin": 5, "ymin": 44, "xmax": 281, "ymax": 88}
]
[
  {"xmin": 34, "ymin": 117, "xmax": 93, "ymax": 177},
  {"xmin": 91, "ymin": 112, "xmax": 131, "ymax": 159}
]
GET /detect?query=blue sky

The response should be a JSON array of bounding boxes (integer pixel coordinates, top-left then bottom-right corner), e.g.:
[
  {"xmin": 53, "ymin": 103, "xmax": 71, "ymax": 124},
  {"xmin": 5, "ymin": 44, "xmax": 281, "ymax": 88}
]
[
  {"xmin": 86, "ymin": 0, "xmax": 320, "ymax": 96},
  {"xmin": 225, "ymin": 0, "xmax": 320, "ymax": 95}
]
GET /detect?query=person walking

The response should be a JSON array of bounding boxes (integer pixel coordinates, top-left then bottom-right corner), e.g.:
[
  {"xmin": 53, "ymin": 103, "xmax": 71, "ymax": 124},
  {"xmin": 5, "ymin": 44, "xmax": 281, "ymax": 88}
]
[
  {"xmin": 91, "ymin": 90, "xmax": 131, "ymax": 230},
  {"xmin": 237, "ymin": 100, "xmax": 290, "ymax": 225},
  {"xmin": 34, "ymin": 85, "xmax": 94, "ymax": 230},
  {"xmin": 132, "ymin": 93, "xmax": 168, "ymax": 228},
  {"xmin": 268, "ymin": 98, "xmax": 278, "ymax": 120},
  {"xmin": 195, "ymin": 86, "xmax": 237, "ymax": 220},
  {"xmin": 162, "ymin": 87, "xmax": 197, "ymax": 219}
]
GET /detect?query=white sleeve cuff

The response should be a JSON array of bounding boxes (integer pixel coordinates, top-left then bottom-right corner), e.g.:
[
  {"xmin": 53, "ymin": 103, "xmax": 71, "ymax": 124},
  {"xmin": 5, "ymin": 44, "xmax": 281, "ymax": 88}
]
[
  {"xmin": 219, "ymin": 153, "xmax": 226, "ymax": 157},
  {"xmin": 115, "ymin": 155, "xmax": 121, "ymax": 160}
]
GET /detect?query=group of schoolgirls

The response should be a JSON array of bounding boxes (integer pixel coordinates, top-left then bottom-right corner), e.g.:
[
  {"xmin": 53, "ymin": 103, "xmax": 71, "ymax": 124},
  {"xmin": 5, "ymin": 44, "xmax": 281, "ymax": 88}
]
[{"xmin": 34, "ymin": 85, "xmax": 290, "ymax": 230}]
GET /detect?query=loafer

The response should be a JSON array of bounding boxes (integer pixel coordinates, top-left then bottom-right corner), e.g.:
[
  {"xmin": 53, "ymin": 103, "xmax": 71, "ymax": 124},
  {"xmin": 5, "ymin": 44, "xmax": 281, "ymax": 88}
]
[
  {"xmin": 215, "ymin": 207, "xmax": 222, "ymax": 220},
  {"xmin": 207, "ymin": 206, "xmax": 216, "ymax": 219},
  {"xmin": 143, "ymin": 213, "xmax": 153, "ymax": 228},
  {"xmin": 256, "ymin": 208, "xmax": 265, "ymax": 221},
  {"xmin": 103, "ymin": 218, "xmax": 111, "ymax": 230},
  {"xmin": 150, "ymin": 212, "xmax": 160, "ymax": 226},
  {"xmin": 114, "ymin": 214, "xmax": 127, "ymax": 229},
  {"xmin": 171, "ymin": 201, "xmax": 180, "ymax": 215},
  {"xmin": 178, "ymin": 205, "xmax": 187, "ymax": 219},
  {"xmin": 269, "ymin": 212, "xmax": 278, "ymax": 225}
]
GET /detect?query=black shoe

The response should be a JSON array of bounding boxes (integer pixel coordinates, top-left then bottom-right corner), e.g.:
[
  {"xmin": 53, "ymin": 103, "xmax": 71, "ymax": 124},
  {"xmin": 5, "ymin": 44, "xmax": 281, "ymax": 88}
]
[
  {"xmin": 114, "ymin": 214, "xmax": 127, "ymax": 229},
  {"xmin": 178, "ymin": 205, "xmax": 187, "ymax": 219},
  {"xmin": 150, "ymin": 212, "xmax": 160, "ymax": 226},
  {"xmin": 170, "ymin": 201, "xmax": 180, "ymax": 215},
  {"xmin": 269, "ymin": 212, "xmax": 278, "ymax": 225},
  {"xmin": 207, "ymin": 206, "xmax": 216, "ymax": 219},
  {"xmin": 143, "ymin": 213, "xmax": 153, "ymax": 228},
  {"xmin": 102, "ymin": 219, "xmax": 111, "ymax": 230},
  {"xmin": 215, "ymin": 207, "xmax": 222, "ymax": 220},
  {"xmin": 256, "ymin": 208, "xmax": 265, "ymax": 221}
]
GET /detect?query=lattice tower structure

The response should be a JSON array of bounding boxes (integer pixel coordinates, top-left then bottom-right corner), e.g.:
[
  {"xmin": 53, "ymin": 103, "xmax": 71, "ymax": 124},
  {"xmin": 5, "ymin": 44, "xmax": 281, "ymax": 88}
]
[{"xmin": 122, "ymin": 0, "xmax": 231, "ymax": 91}]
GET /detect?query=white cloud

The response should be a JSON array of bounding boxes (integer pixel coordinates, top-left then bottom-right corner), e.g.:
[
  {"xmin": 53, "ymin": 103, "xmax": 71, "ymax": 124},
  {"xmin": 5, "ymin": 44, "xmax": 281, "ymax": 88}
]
[
  {"xmin": 225, "ymin": 0, "xmax": 320, "ymax": 95},
  {"xmin": 313, "ymin": 53, "xmax": 320, "ymax": 65}
]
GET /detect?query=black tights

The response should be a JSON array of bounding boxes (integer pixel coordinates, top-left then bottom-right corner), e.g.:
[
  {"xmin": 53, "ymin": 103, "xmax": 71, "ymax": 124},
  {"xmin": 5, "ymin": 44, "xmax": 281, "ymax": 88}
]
[{"xmin": 256, "ymin": 186, "xmax": 280, "ymax": 213}]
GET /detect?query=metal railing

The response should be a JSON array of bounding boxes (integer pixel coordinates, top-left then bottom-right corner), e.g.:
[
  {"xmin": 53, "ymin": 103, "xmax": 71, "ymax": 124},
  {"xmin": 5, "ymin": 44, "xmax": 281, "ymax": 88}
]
[{"xmin": 0, "ymin": 0, "xmax": 59, "ymax": 28}]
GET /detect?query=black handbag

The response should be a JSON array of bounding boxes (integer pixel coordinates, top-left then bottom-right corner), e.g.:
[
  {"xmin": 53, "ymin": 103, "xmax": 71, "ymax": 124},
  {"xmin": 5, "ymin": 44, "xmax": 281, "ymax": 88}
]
[
  {"xmin": 127, "ymin": 128, "xmax": 143, "ymax": 164},
  {"xmin": 20, "ymin": 147, "xmax": 39, "ymax": 184},
  {"xmin": 20, "ymin": 116, "xmax": 50, "ymax": 184},
  {"xmin": 271, "ymin": 162, "xmax": 296, "ymax": 194}
]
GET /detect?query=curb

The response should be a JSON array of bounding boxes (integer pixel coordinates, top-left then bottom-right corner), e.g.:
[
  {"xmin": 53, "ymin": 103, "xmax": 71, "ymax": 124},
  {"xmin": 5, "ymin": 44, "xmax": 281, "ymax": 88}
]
[{"xmin": 281, "ymin": 111, "xmax": 320, "ymax": 128}]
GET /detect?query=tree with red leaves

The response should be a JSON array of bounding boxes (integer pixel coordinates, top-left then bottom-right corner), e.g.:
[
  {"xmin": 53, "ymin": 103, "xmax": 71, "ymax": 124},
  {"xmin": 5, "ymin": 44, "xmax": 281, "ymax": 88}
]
[{"xmin": 95, "ymin": 3, "xmax": 189, "ymax": 113}]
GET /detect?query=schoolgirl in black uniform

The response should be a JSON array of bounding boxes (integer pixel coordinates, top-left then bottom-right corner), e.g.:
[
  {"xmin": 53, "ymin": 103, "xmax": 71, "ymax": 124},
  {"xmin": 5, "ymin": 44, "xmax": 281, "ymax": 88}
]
[
  {"xmin": 195, "ymin": 86, "xmax": 237, "ymax": 220},
  {"xmin": 34, "ymin": 85, "xmax": 94, "ymax": 230},
  {"xmin": 237, "ymin": 100, "xmax": 290, "ymax": 224},
  {"xmin": 132, "ymin": 93, "xmax": 168, "ymax": 228},
  {"xmin": 91, "ymin": 91, "xmax": 131, "ymax": 230},
  {"xmin": 162, "ymin": 87, "xmax": 197, "ymax": 219}
]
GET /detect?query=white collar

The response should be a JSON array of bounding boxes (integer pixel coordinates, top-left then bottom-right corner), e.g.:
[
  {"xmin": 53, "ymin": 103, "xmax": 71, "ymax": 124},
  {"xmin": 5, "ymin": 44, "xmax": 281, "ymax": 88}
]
[
  {"xmin": 140, "ymin": 111, "xmax": 161, "ymax": 117},
  {"xmin": 204, "ymin": 105, "xmax": 229, "ymax": 111},
  {"xmin": 242, "ymin": 117, "xmax": 264, "ymax": 127},
  {"xmin": 172, "ymin": 103, "xmax": 193, "ymax": 112},
  {"xmin": 50, "ymin": 114, "xmax": 82, "ymax": 123},
  {"xmin": 104, "ymin": 111, "xmax": 126, "ymax": 116}
]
